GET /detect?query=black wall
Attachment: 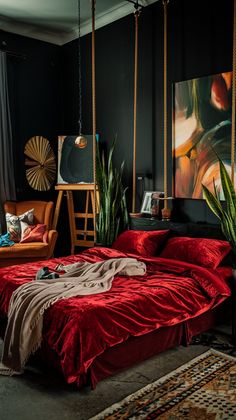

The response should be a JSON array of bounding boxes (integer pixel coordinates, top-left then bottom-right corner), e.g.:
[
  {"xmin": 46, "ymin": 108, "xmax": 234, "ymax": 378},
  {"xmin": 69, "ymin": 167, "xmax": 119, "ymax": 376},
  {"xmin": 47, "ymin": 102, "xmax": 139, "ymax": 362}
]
[
  {"xmin": 62, "ymin": 0, "xmax": 234, "ymax": 222},
  {"xmin": 0, "ymin": 0, "xmax": 234, "ymax": 255},
  {"xmin": 62, "ymin": 10, "xmax": 154, "ymax": 211},
  {"xmin": 0, "ymin": 30, "xmax": 62, "ymax": 202}
]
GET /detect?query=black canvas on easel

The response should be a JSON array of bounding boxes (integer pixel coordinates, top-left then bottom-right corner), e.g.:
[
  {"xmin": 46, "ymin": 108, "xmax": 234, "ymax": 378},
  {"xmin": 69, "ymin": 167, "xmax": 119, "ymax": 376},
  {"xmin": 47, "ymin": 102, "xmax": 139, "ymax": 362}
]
[{"xmin": 58, "ymin": 135, "xmax": 94, "ymax": 184}]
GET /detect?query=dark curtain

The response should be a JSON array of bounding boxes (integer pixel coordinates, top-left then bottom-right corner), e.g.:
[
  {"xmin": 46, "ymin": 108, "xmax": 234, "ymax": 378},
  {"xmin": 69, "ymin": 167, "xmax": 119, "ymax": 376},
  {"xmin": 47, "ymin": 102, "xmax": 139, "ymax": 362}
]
[{"xmin": 0, "ymin": 51, "xmax": 16, "ymax": 233}]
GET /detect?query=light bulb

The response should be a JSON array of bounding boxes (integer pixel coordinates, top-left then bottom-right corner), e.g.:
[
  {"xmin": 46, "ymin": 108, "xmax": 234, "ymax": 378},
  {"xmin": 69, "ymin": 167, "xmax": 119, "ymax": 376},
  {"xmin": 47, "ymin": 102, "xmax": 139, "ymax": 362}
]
[{"xmin": 75, "ymin": 135, "xmax": 87, "ymax": 149}]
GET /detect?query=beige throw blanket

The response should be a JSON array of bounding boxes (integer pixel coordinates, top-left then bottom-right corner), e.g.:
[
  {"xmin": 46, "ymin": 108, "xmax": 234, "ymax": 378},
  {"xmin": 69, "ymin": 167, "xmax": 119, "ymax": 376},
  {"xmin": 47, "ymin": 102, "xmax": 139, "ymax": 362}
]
[{"xmin": 0, "ymin": 257, "xmax": 146, "ymax": 375}]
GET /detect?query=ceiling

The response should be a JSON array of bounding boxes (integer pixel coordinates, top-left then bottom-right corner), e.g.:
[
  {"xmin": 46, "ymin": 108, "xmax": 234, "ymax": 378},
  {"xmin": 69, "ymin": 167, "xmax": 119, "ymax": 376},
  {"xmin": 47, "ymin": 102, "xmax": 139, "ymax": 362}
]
[{"xmin": 0, "ymin": 0, "xmax": 157, "ymax": 46}]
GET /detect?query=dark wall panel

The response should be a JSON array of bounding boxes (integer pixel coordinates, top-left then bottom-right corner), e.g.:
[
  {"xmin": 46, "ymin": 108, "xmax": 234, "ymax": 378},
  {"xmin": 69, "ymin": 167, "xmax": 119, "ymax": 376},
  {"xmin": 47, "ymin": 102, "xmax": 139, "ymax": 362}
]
[
  {"xmin": 165, "ymin": 0, "xmax": 233, "ymax": 222},
  {"xmin": 62, "ymin": 0, "xmax": 233, "ymax": 223},
  {"xmin": 62, "ymin": 9, "xmax": 154, "ymax": 210},
  {"xmin": 0, "ymin": 31, "xmax": 62, "ymax": 201}
]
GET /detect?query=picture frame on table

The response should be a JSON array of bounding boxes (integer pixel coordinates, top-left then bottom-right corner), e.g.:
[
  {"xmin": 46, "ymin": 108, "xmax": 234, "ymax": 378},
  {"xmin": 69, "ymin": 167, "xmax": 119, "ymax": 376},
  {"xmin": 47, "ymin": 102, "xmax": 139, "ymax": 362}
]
[{"xmin": 140, "ymin": 191, "xmax": 164, "ymax": 215}]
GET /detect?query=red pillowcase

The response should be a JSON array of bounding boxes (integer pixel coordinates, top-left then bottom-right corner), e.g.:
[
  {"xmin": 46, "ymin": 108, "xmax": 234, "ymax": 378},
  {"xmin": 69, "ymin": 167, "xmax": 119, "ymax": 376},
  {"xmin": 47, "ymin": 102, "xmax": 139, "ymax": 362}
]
[
  {"xmin": 159, "ymin": 237, "xmax": 231, "ymax": 268},
  {"xmin": 20, "ymin": 224, "xmax": 48, "ymax": 244},
  {"xmin": 112, "ymin": 230, "xmax": 170, "ymax": 257}
]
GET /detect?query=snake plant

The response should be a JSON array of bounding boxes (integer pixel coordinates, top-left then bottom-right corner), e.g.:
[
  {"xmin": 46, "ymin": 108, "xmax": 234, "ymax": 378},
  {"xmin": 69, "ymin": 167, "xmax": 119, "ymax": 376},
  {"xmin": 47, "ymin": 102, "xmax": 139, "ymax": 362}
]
[
  {"xmin": 96, "ymin": 139, "xmax": 129, "ymax": 246},
  {"xmin": 202, "ymin": 157, "xmax": 236, "ymax": 259}
]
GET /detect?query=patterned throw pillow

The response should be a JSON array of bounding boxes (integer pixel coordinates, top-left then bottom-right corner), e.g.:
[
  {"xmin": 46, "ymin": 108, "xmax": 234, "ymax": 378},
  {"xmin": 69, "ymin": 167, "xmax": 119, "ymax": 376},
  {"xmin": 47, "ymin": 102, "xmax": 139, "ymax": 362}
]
[
  {"xmin": 20, "ymin": 223, "xmax": 48, "ymax": 243},
  {"xmin": 5, "ymin": 209, "xmax": 34, "ymax": 242}
]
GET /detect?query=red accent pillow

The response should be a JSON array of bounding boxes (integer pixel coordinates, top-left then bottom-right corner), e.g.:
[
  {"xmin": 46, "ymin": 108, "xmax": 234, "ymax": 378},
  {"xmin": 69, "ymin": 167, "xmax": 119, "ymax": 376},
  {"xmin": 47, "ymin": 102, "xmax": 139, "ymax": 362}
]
[
  {"xmin": 159, "ymin": 237, "xmax": 231, "ymax": 268},
  {"xmin": 20, "ymin": 224, "xmax": 48, "ymax": 243},
  {"xmin": 112, "ymin": 229, "xmax": 170, "ymax": 257}
]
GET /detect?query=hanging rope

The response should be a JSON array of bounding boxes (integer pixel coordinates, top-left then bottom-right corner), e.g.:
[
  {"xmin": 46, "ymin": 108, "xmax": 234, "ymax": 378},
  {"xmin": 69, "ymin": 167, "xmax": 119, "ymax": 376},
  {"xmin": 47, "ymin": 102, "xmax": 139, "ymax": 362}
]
[
  {"xmin": 75, "ymin": 0, "xmax": 87, "ymax": 147},
  {"xmin": 132, "ymin": 8, "xmax": 141, "ymax": 214},
  {"xmin": 77, "ymin": 0, "xmax": 83, "ymax": 135},
  {"xmin": 91, "ymin": 0, "xmax": 97, "ymax": 243},
  {"xmin": 162, "ymin": 0, "xmax": 169, "ymax": 211},
  {"xmin": 231, "ymin": 0, "xmax": 236, "ymax": 185}
]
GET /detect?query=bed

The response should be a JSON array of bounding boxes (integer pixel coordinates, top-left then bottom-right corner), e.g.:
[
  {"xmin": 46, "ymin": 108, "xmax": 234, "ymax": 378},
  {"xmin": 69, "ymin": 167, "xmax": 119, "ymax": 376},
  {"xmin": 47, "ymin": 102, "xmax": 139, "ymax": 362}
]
[{"xmin": 0, "ymin": 222, "xmax": 233, "ymax": 389}]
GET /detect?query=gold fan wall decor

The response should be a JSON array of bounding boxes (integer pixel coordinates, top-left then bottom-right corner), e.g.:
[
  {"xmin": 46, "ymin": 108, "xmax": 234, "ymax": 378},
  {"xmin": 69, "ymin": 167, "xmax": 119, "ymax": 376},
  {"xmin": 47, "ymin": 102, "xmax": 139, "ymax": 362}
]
[{"xmin": 24, "ymin": 136, "xmax": 56, "ymax": 191}]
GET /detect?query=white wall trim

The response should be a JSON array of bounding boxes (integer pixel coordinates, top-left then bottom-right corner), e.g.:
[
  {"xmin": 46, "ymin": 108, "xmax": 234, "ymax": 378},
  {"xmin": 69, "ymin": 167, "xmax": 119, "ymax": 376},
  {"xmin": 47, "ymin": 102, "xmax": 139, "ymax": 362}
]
[
  {"xmin": 65, "ymin": 0, "xmax": 158, "ymax": 45},
  {"xmin": 0, "ymin": 0, "xmax": 158, "ymax": 46}
]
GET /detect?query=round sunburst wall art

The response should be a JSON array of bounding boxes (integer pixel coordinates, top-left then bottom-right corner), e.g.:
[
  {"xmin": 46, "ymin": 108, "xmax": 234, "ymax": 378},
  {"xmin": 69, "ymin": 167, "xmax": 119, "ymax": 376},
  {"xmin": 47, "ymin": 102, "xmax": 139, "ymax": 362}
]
[{"xmin": 24, "ymin": 136, "xmax": 56, "ymax": 191}]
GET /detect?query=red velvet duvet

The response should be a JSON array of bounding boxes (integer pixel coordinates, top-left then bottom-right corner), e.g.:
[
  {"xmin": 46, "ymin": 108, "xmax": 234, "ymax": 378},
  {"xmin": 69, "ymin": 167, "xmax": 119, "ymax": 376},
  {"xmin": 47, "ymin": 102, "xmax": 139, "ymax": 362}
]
[{"xmin": 0, "ymin": 247, "xmax": 232, "ymax": 387}]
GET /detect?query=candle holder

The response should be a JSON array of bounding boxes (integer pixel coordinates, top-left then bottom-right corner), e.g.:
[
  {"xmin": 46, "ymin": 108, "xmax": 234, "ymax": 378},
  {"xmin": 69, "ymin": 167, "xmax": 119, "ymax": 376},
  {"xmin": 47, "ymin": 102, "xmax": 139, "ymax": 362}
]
[
  {"xmin": 161, "ymin": 207, "xmax": 172, "ymax": 221},
  {"xmin": 158, "ymin": 197, "xmax": 174, "ymax": 221}
]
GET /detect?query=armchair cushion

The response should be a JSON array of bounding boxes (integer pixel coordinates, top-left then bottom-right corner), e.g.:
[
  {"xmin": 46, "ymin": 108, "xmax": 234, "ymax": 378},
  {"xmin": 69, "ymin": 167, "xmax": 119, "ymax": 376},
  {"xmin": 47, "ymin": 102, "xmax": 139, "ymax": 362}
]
[
  {"xmin": 6, "ymin": 208, "xmax": 34, "ymax": 242},
  {"xmin": 0, "ymin": 242, "xmax": 49, "ymax": 258},
  {"xmin": 20, "ymin": 223, "xmax": 48, "ymax": 243}
]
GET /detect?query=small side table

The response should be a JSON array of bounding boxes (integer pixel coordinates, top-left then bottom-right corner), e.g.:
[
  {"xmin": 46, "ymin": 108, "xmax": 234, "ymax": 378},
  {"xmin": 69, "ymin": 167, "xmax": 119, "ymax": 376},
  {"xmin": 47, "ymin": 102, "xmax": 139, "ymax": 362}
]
[
  {"xmin": 130, "ymin": 217, "xmax": 171, "ymax": 231},
  {"xmin": 129, "ymin": 217, "xmax": 187, "ymax": 234}
]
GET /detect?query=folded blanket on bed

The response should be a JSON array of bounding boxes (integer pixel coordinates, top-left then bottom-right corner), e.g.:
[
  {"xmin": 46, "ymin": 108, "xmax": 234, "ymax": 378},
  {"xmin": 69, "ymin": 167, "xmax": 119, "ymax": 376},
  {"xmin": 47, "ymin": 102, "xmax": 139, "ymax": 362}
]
[{"xmin": 0, "ymin": 257, "xmax": 146, "ymax": 376}]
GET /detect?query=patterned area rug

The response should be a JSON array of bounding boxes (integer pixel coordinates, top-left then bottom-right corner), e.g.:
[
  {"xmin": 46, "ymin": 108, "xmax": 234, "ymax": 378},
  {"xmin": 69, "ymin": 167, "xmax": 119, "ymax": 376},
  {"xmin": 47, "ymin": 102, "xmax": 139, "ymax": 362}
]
[{"xmin": 91, "ymin": 349, "xmax": 236, "ymax": 419}]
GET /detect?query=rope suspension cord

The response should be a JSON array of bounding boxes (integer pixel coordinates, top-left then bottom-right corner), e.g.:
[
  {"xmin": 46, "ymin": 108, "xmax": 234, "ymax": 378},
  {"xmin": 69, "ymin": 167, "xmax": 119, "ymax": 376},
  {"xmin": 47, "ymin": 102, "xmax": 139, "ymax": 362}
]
[
  {"xmin": 162, "ymin": 0, "xmax": 169, "ymax": 211},
  {"xmin": 132, "ymin": 7, "xmax": 141, "ymax": 214},
  {"xmin": 231, "ymin": 0, "xmax": 236, "ymax": 185},
  {"xmin": 77, "ymin": 0, "xmax": 82, "ymax": 135},
  {"xmin": 75, "ymin": 0, "xmax": 87, "ymax": 147},
  {"xmin": 91, "ymin": 0, "xmax": 97, "ymax": 243}
]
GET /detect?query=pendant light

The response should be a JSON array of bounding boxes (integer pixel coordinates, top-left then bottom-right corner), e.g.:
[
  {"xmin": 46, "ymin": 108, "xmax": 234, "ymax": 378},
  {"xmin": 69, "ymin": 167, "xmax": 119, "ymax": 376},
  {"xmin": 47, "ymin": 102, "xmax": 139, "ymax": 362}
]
[{"xmin": 75, "ymin": 0, "xmax": 87, "ymax": 148}]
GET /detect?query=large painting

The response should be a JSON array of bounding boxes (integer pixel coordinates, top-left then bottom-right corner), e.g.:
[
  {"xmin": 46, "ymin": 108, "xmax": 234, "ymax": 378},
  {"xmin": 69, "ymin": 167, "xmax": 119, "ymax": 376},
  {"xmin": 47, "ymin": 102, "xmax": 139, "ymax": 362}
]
[{"xmin": 173, "ymin": 71, "xmax": 233, "ymax": 199}]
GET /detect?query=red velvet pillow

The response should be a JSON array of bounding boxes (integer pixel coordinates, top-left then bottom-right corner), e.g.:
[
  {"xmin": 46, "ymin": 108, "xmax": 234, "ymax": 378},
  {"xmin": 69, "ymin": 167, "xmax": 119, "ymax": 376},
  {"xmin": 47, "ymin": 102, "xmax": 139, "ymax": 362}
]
[
  {"xmin": 159, "ymin": 237, "xmax": 231, "ymax": 268},
  {"xmin": 20, "ymin": 224, "xmax": 48, "ymax": 243},
  {"xmin": 112, "ymin": 230, "xmax": 170, "ymax": 257}
]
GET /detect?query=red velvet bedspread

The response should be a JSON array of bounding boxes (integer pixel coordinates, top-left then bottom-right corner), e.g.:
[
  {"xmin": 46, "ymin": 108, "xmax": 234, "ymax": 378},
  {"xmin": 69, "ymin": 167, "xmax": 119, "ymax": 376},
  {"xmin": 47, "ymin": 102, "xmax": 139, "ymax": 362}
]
[{"xmin": 0, "ymin": 247, "xmax": 231, "ymax": 387}]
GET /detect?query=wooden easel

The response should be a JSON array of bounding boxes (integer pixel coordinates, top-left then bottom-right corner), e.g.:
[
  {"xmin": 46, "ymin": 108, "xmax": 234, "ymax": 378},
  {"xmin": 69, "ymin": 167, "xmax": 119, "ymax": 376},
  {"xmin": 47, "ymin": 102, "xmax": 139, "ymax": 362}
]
[{"xmin": 52, "ymin": 184, "xmax": 97, "ymax": 254}]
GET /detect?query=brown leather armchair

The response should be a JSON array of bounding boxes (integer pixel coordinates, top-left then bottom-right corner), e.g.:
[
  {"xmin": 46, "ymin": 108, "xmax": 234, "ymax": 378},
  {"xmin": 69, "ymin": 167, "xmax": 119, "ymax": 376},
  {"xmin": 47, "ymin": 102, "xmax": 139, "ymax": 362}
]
[{"xmin": 0, "ymin": 200, "xmax": 58, "ymax": 267}]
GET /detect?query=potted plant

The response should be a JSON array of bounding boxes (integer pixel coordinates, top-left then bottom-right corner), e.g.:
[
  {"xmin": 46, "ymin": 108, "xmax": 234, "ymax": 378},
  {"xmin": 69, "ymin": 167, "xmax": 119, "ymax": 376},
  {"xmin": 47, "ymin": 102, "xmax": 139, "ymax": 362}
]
[
  {"xmin": 96, "ymin": 139, "xmax": 129, "ymax": 247},
  {"xmin": 202, "ymin": 156, "xmax": 236, "ymax": 264}
]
